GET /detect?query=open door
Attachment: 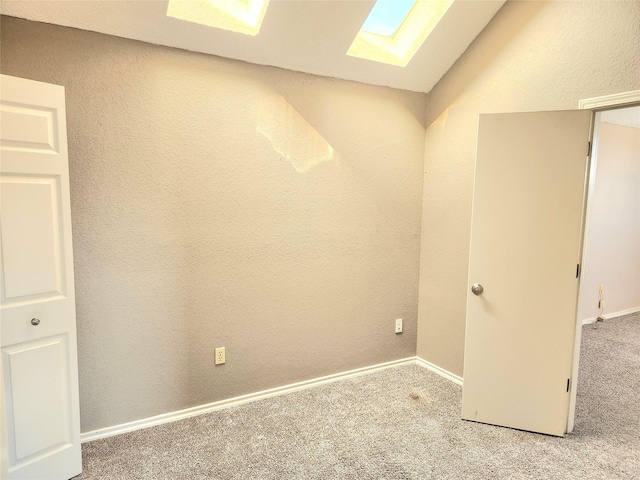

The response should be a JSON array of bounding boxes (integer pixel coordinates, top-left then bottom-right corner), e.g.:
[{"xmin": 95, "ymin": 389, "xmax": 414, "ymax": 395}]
[
  {"xmin": 1, "ymin": 75, "xmax": 82, "ymax": 478},
  {"xmin": 461, "ymin": 110, "xmax": 592, "ymax": 436}
]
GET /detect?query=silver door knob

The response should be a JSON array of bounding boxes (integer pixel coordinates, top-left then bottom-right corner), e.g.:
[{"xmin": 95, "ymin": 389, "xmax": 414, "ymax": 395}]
[
  {"xmin": 471, "ymin": 284, "xmax": 484, "ymax": 296},
  {"xmin": 31, "ymin": 318, "xmax": 40, "ymax": 326}
]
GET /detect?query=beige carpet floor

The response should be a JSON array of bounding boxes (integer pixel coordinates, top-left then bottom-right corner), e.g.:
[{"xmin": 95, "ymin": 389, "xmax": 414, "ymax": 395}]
[{"xmin": 76, "ymin": 312, "xmax": 639, "ymax": 479}]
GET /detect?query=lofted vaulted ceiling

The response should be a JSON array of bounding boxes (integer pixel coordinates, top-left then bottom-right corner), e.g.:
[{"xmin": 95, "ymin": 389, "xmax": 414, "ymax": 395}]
[{"xmin": 0, "ymin": 0, "xmax": 506, "ymax": 93}]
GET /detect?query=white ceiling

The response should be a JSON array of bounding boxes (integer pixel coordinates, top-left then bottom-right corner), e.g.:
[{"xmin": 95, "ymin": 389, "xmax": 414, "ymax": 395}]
[{"xmin": 0, "ymin": 0, "xmax": 506, "ymax": 93}]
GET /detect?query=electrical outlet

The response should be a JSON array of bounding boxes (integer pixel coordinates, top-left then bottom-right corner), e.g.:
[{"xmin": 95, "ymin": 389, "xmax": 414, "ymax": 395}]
[
  {"xmin": 599, "ymin": 285, "xmax": 605, "ymax": 296},
  {"xmin": 215, "ymin": 347, "xmax": 225, "ymax": 365},
  {"xmin": 395, "ymin": 318, "xmax": 403, "ymax": 334}
]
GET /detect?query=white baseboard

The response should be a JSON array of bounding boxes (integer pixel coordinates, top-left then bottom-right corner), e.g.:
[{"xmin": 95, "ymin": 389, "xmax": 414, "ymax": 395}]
[
  {"xmin": 415, "ymin": 357, "xmax": 463, "ymax": 386},
  {"xmin": 81, "ymin": 356, "xmax": 416, "ymax": 443},
  {"xmin": 582, "ymin": 306, "xmax": 640, "ymax": 325}
]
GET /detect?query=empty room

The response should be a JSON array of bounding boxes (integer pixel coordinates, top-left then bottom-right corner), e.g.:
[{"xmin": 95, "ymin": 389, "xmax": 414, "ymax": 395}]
[{"xmin": 0, "ymin": 1, "xmax": 639, "ymax": 479}]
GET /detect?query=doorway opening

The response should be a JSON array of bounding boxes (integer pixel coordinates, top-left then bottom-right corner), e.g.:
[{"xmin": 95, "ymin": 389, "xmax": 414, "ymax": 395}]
[
  {"xmin": 578, "ymin": 105, "xmax": 640, "ymax": 324},
  {"xmin": 569, "ymin": 94, "xmax": 640, "ymax": 432}
]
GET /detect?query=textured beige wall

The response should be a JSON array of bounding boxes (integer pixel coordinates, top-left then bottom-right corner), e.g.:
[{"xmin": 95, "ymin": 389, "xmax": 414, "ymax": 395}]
[
  {"xmin": 577, "ymin": 121, "xmax": 640, "ymax": 321},
  {"xmin": 0, "ymin": 17, "xmax": 427, "ymax": 432},
  {"xmin": 417, "ymin": 1, "xmax": 640, "ymax": 376}
]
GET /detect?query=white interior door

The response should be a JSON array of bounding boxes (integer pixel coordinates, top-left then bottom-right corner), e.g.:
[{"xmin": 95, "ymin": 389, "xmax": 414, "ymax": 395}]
[
  {"xmin": 461, "ymin": 110, "xmax": 592, "ymax": 436},
  {"xmin": 1, "ymin": 75, "xmax": 82, "ymax": 479}
]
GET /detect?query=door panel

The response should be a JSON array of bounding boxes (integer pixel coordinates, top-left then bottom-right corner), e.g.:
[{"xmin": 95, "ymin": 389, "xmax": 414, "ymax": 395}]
[
  {"xmin": 1, "ymin": 176, "xmax": 65, "ymax": 300},
  {"xmin": 1, "ymin": 74, "xmax": 82, "ymax": 479},
  {"xmin": 0, "ymin": 105, "xmax": 58, "ymax": 154},
  {"xmin": 4, "ymin": 335, "xmax": 71, "ymax": 461},
  {"xmin": 461, "ymin": 110, "xmax": 592, "ymax": 436}
]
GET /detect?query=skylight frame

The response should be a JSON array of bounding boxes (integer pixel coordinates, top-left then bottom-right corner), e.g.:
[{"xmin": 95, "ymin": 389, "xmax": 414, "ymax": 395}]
[
  {"xmin": 347, "ymin": 0, "xmax": 456, "ymax": 67},
  {"xmin": 166, "ymin": 0, "xmax": 270, "ymax": 36}
]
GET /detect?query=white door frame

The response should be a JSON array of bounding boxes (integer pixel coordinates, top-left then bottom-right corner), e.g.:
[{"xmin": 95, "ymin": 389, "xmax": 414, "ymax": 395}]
[
  {"xmin": 567, "ymin": 89, "xmax": 640, "ymax": 433},
  {"xmin": 578, "ymin": 90, "xmax": 640, "ymax": 110}
]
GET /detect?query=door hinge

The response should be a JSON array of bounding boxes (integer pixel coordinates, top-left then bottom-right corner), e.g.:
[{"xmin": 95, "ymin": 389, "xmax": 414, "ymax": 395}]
[
  {"xmin": 576, "ymin": 264, "xmax": 580, "ymax": 278},
  {"xmin": 587, "ymin": 141, "xmax": 592, "ymax": 156},
  {"xmin": 567, "ymin": 378, "xmax": 571, "ymax": 392}
]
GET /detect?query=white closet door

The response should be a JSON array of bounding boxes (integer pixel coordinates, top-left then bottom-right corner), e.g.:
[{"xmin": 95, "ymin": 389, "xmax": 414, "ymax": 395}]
[{"xmin": 1, "ymin": 74, "xmax": 82, "ymax": 479}]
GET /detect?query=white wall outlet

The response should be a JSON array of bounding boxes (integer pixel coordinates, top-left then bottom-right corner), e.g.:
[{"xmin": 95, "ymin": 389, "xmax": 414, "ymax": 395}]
[
  {"xmin": 395, "ymin": 318, "xmax": 403, "ymax": 334},
  {"xmin": 599, "ymin": 284, "xmax": 605, "ymax": 296},
  {"xmin": 215, "ymin": 347, "xmax": 226, "ymax": 365}
]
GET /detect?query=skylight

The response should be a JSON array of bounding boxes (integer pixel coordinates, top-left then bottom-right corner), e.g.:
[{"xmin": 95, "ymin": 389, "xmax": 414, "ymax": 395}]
[
  {"xmin": 361, "ymin": 0, "xmax": 417, "ymax": 38},
  {"xmin": 166, "ymin": 0, "xmax": 270, "ymax": 36},
  {"xmin": 347, "ymin": 0, "xmax": 455, "ymax": 67}
]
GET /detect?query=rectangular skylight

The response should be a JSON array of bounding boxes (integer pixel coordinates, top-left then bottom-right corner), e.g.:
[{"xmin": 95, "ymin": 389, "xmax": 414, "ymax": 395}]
[
  {"xmin": 347, "ymin": 0, "xmax": 455, "ymax": 67},
  {"xmin": 361, "ymin": 0, "xmax": 417, "ymax": 38}
]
